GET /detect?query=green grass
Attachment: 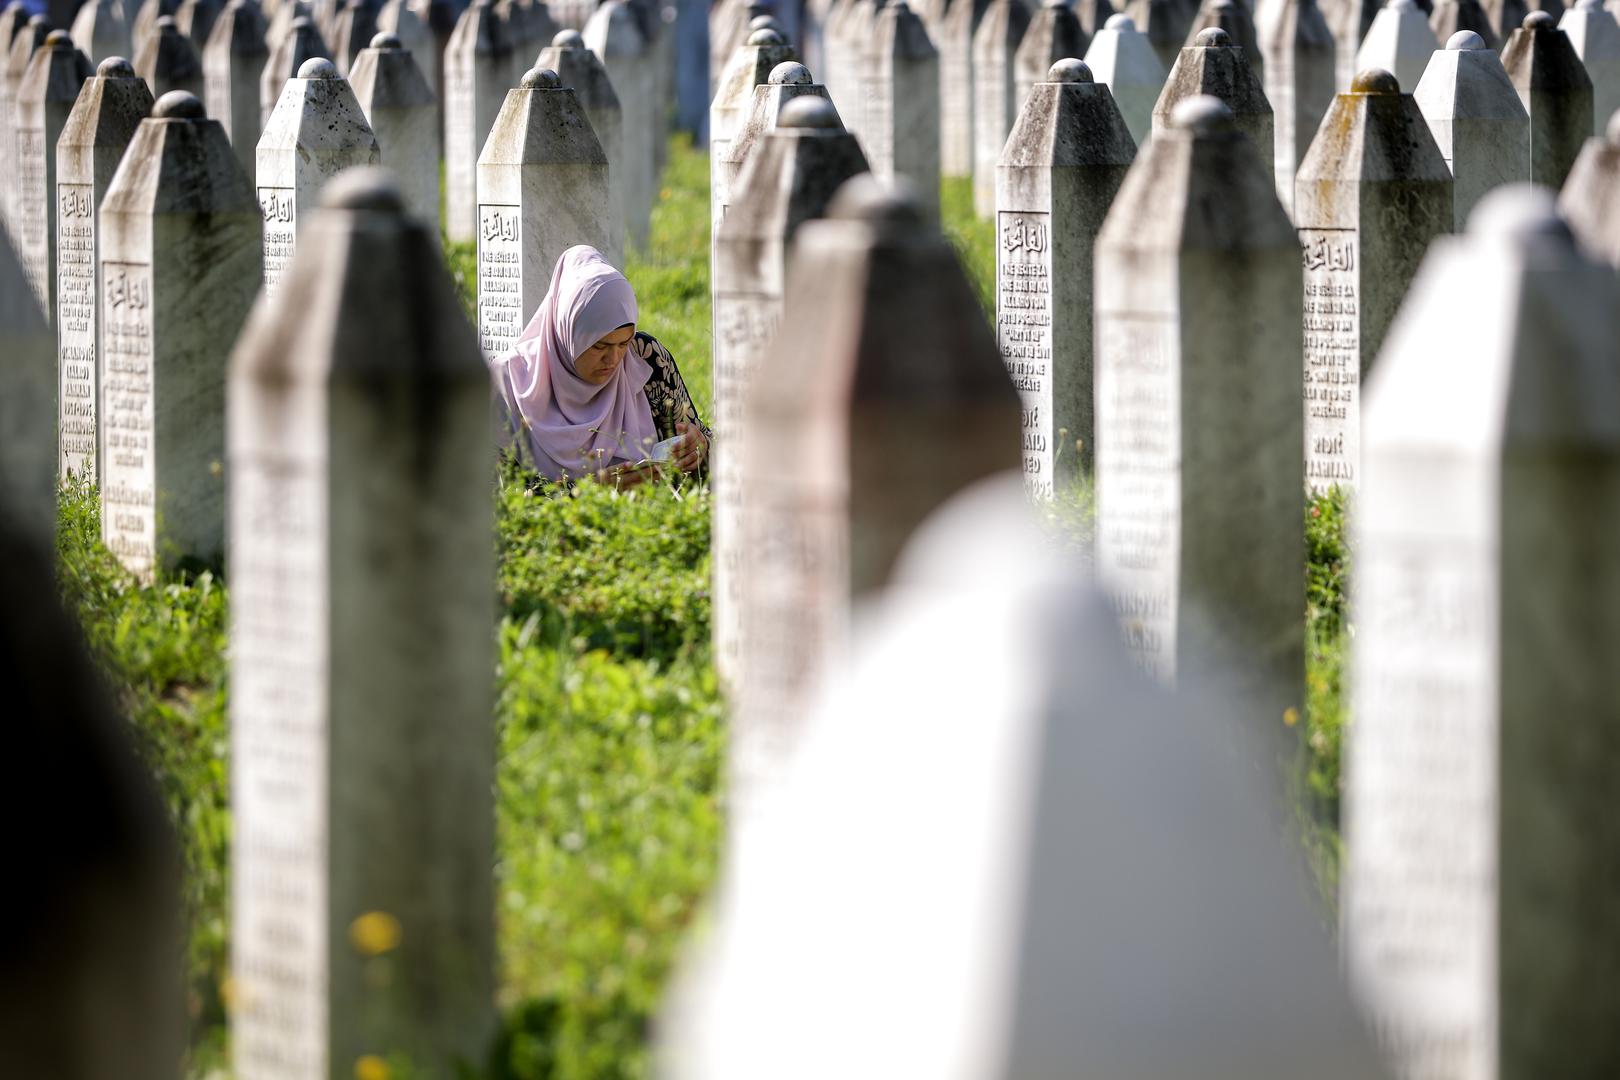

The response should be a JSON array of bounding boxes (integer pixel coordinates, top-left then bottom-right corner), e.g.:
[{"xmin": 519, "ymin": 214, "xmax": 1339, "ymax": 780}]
[{"xmin": 57, "ymin": 138, "xmax": 1354, "ymax": 1078}]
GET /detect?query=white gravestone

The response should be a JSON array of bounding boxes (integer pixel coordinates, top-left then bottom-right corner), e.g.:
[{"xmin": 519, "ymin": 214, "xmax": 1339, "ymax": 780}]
[
  {"xmin": 715, "ymin": 62, "xmax": 837, "ymax": 228},
  {"xmin": 56, "ymin": 56, "xmax": 152, "ymax": 483},
  {"xmin": 71, "ymin": 0, "xmax": 135, "ymax": 64},
  {"xmin": 1294, "ymin": 68, "xmax": 1452, "ymax": 494},
  {"xmin": 711, "ymin": 95, "xmax": 868, "ymax": 688},
  {"xmin": 0, "ymin": 224, "xmax": 55, "ymax": 540},
  {"xmin": 1356, "ymin": 0, "xmax": 1438, "ymax": 93},
  {"xmin": 539, "ymin": 30, "xmax": 627, "ymax": 258},
  {"xmin": 260, "ymin": 15, "xmax": 329, "ymax": 126},
  {"xmin": 996, "ymin": 58, "xmax": 1135, "ymax": 492},
  {"xmin": 4, "ymin": 16, "xmax": 50, "ymax": 243},
  {"xmin": 348, "ymin": 32, "xmax": 437, "ymax": 236},
  {"xmin": 666, "ymin": 476, "xmax": 1389, "ymax": 1080},
  {"xmin": 1414, "ymin": 30, "xmax": 1530, "ymax": 228},
  {"xmin": 203, "ymin": 0, "xmax": 268, "ymax": 182},
  {"xmin": 868, "ymin": 2, "xmax": 941, "ymax": 222},
  {"xmin": 443, "ymin": 0, "xmax": 511, "ymax": 243},
  {"xmin": 375, "ymin": 0, "xmax": 438, "ymax": 107},
  {"xmin": 735, "ymin": 175, "xmax": 1020, "ymax": 819},
  {"xmin": 1559, "ymin": 0, "xmax": 1620, "ymax": 134},
  {"xmin": 710, "ymin": 28, "xmax": 797, "ymax": 241},
  {"xmin": 476, "ymin": 67, "xmax": 616, "ymax": 358},
  {"xmin": 98, "ymin": 90, "xmax": 260, "ymax": 579},
  {"xmin": 1187, "ymin": 0, "xmax": 1262, "ymax": 81},
  {"xmin": 14, "ymin": 32, "xmax": 92, "ymax": 323},
  {"xmin": 1152, "ymin": 26, "xmax": 1274, "ymax": 159},
  {"xmin": 1014, "ymin": 0, "xmax": 1087, "ymax": 115},
  {"xmin": 1346, "ymin": 184, "xmax": 1620, "ymax": 1080},
  {"xmin": 584, "ymin": 0, "xmax": 654, "ymax": 248},
  {"xmin": 1095, "ymin": 95, "xmax": 1302, "ymax": 733},
  {"xmin": 1430, "ymin": 0, "xmax": 1500, "ymax": 53},
  {"xmin": 136, "ymin": 14, "xmax": 205, "ymax": 98},
  {"xmin": 971, "ymin": 0, "xmax": 1030, "ymax": 216},
  {"xmin": 1502, "ymin": 10, "xmax": 1594, "ymax": 186},
  {"xmin": 227, "ymin": 167, "xmax": 495, "ymax": 1080},
  {"xmin": 1257, "ymin": 0, "xmax": 1335, "ymax": 214},
  {"xmin": 938, "ymin": 0, "xmax": 992, "ymax": 177},
  {"xmin": 1085, "ymin": 12, "xmax": 1167, "ymax": 145},
  {"xmin": 256, "ymin": 57, "xmax": 379, "ymax": 297},
  {"xmin": 1560, "ymin": 109, "xmax": 1620, "ymax": 262}
]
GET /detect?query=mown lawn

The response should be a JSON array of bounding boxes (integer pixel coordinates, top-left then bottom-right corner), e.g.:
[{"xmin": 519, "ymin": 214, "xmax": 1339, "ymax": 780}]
[{"xmin": 58, "ymin": 137, "xmax": 1350, "ymax": 1079}]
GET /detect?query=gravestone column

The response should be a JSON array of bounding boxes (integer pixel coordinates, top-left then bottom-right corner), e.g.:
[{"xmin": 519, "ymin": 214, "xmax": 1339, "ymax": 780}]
[
  {"xmin": 255, "ymin": 57, "xmax": 379, "ymax": 296},
  {"xmin": 1015, "ymin": 0, "xmax": 1087, "ymax": 114},
  {"xmin": 443, "ymin": 0, "xmax": 511, "ymax": 243},
  {"xmin": 56, "ymin": 57, "xmax": 152, "ymax": 483},
  {"xmin": 539, "ymin": 29, "xmax": 627, "ymax": 252},
  {"xmin": 585, "ymin": 0, "xmax": 654, "ymax": 248},
  {"xmin": 476, "ymin": 67, "xmax": 616, "ymax": 358},
  {"xmin": 1094, "ymin": 95, "xmax": 1303, "ymax": 735},
  {"xmin": 1560, "ymin": 109, "xmax": 1620, "ymax": 262},
  {"xmin": 1414, "ymin": 31, "xmax": 1527, "ymax": 229},
  {"xmin": 1558, "ymin": 0, "xmax": 1620, "ymax": 134},
  {"xmin": 937, "ymin": 0, "xmax": 991, "ymax": 177},
  {"xmin": 375, "ymin": 0, "xmax": 438, "ymax": 111},
  {"xmin": 203, "ymin": 0, "xmax": 268, "ymax": 182},
  {"xmin": 971, "ymin": 0, "xmax": 1031, "ymax": 216},
  {"xmin": 1328, "ymin": 0, "xmax": 1379, "ymax": 89},
  {"xmin": 1187, "ymin": 0, "xmax": 1263, "ymax": 81},
  {"xmin": 348, "ymin": 32, "xmax": 437, "ymax": 234},
  {"xmin": 1152, "ymin": 26, "xmax": 1273, "ymax": 161},
  {"xmin": 4, "ymin": 16, "xmax": 50, "ymax": 243},
  {"xmin": 712, "ymin": 96, "xmax": 868, "ymax": 687},
  {"xmin": 177, "ymin": 0, "xmax": 226, "ymax": 51},
  {"xmin": 227, "ymin": 167, "xmax": 494, "ymax": 1080},
  {"xmin": 71, "ymin": 0, "xmax": 136, "ymax": 64},
  {"xmin": 715, "ymin": 60, "xmax": 840, "ymax": 221},
  {"xmin": 14, "ymin": 32, "xmax": 93, "ymax": 322},
  {"xmin": 98, "ymin": 90, "xmax": 260, "ymax": 580},
  {"xmin": 996, "ymin": 58, "xmax": 1135, "ymax": 491},
  {"xmin": 869, "ymin": 2, "xmax": 940, "ymax": 222},
  {"xmin": 1128, "ymin": 0, "xmax": 1201, "ymax": 73},
  {"xmin": 1257, "ymin": 0, "xmax": 1335, "ymax": 213},
  {"xmin": 709, "ymin": 28, "xmax": 796, "ymax": 240},
  {"xmin": 1355, "ymin": 0, "xmax": 1438, "ymax": 91},
  {"xmin": 0, "ymin": 227, "xmax": 54, "ymax": 539},
  {"xmin": 1085, "ymin": 12, "xmax": 1167, "ymax": 146},
  {"xmin": 1485, "ymin": 0, "xmax": 1530, "ymax": 42},
  {"xmin": 1429, "ymin": 0, "xmax": 1499, "ymax": 53},
  {"xmin": 260, "ymin": 15, "xmax": 328, "ymax": 126},
  {"xmin": 1347, "ymin": 184, "xmax": 1620, "ymax": 1080},
  {"xmin": 1502, "ymin": 10, "xmax": 1593, "ymax": 186},
  {"xmin": 136, "ymin": 14, "xmax": 205, "ymax": 98},
  {"xmin": 1294, "ymin": 67, "xmax": 1452, "ymax": 493},
  {"xmin": 329, "ymin": 0, "xmax": 378, "ymax": 72}
]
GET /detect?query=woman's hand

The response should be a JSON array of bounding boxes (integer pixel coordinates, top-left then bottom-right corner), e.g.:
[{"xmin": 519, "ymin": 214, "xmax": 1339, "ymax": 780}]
[
  {"xmin": 673, "ymin": 422, "xmax": 708, "ymax": 473},
  {"xmin": 600, "ymin": 461, "xmax": 661, "ymax": 490}
]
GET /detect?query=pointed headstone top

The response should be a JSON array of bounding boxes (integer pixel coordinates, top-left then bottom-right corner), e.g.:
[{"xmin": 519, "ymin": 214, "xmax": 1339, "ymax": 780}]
[
  {"xmin": 829, "ymin": 173, "xmax": 927, "ymax": 227},
  {"xmin": 320, "ymin": 163, "xmax": 405, "ymax": 209},
  {"xmin": 1106, "ymin": 12, "xmax": 1136, "ymax": 29},
  {"xmin": 44, "ymin": 27, "xmax": 70, "ymax": 47},
  {"xmin": 520, "ymin": 64, "xmax": 560, "ymax": 86},
  {"xmin": 1523, "ymin": 9, "xmax": 1555, "ymax": 30},
  {"xmin": 370, "ymin": 30, "xmax": 401, "ymax": 47},
  {"xmin": 770, "ymin": 60, "xmax": 811, "ymax": 83},
  {"xmin": 1390, "ymin": 0, "xmax": 1418, "ymax": 10},
  {"xmin": 1577, "ymin": 0, "xmax": 1602, "ymax": 9},
  {"xmin": 748, "ymin": 26, "xmax": 785, "ymax": 44},
  {"xmin": 1469, "ymin": 181, "xmax": 1570, "ymax": 240},
  {"xmin": 1049, "ymin": 56, "xmax": 1093, "ymax": 81},
  {"xmin": 298, "ymin": 55, "xmax": 338, "ymax": 76},
  {"xmin": 1172, "ymin": 91, "xmax": 1237, "ymax": 132},
  {"xmin": 1352, "ymin": 65, "xmax": 1401, "ymax": 92},
  {"xmin": 750, "ymin": 13, "xmax": 779, "ymax": 30},
  {"xmin": 779, "ymin": 93, "xmax": 838, "ymax": 126},
  {"xmin": 552, "ymin": 27, "xmax": 583, "ymax": 47},
  {"xmin": 153, "ymin": 87, "xmax": 205, "ymax": 116},
  {"xmin": 1448, "ymin": 28, "xmax": 1486, "ymax": 47},
  {"xmin": 98, "ymin": 55, "xmax": 137, "ymax": 76},
  {"xmin": 1195, "ymin": 25, "xmax": 1232, "ymax": 45}
]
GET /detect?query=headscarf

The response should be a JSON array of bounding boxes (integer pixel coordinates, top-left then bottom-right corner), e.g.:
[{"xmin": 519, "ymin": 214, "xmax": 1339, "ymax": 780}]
[{"xmin": 492, "ymin": 246, "xmax": 657, "ymax": 479}]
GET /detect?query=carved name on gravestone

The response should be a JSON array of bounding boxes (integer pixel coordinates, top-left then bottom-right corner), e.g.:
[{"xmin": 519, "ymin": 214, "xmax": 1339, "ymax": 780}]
[
  {"xmin": 255, "ymin": 57, "xmax": 378, "ymax": 296},
  {"xmin": 476, "ymin": 67, "xmax": 615, "ymax": 358},
  {"xmin": 1414, "ymin": 31, "xmax": 1530, "ymax": 229},
  {"xmin": 202, "ymin": 0, "xmax": 267, "ymax": 182},
  {"xmin": 443, "ymin": 0, "xmax": 510, "ymax": 243},
  {"xmin": 1502, "ymin": 10, "xmax": 1593, "ymax": 187},
  {"xmin": 15, "ymin": 32, "xmax": 92, "ymax": 322},
  {"xmin": 228, "ymin": 169, "xmax": 494, "ymax": 1080},
  {"xmin": 1347, "ymin": 185, "xmax": 1620, "ymax": 1080},
  {"xmin": 997, "ymin": 58, "xmax": 1135, "ymax": 493},
  {"xmin": 1085, "ymin": 12, "xmax": 1167, "ymax": 146},
  {"xmin": 1294, "ymin": 68, "xmax": 1451, "ymax": 493},
  {"xmin": 99, "ymin": 91, "xmax": 260, "ymax": 579},
  {"xmin": 57, "ymin": 57, "xmax": 152, "ymax": 482},
  {"xmin": 0, "ymin": 226, "xmax": 54, "ymax": 540}
]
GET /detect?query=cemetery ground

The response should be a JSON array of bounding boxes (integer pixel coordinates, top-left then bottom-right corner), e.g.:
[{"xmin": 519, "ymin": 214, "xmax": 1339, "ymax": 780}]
[{"xmin": 56, "ymin": 134, "xmax": 1347, "ymax": 1080}]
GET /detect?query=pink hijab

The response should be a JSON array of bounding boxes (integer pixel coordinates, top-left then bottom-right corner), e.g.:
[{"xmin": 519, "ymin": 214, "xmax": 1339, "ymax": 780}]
[{"xmin": 493, "ymin": 246, "xmax": 657, "ymax": 479}]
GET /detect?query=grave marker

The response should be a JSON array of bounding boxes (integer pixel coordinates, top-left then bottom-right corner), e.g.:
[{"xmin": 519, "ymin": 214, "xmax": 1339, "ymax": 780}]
[
  {"xmin": 0, "ymin": 224, "xmax": 54, "ymax": 539},
  {"xmin": 376, "ymin": 0, "xmax": 438, "ymax": 104},
  {"xmin": 98, "ymin": 90, "xmax": 260, "ymax": 579},
  {"xmin": 1561, "ymin": 109, "xmax": 1620, "ymax": 262},
  {"xmin": 203, "ymin": 0, "xmax": 268, "ymax": 181},
  {"xmin": 583, "ymin": 0, "xmax": 652, "ymax": 247},
  {"xmin": 710, "ymin": 27, "xmax": 796, "ymax": 236},
  {"xmin": 442, "ymin": 0, "xmax": 511, "ymax": 242},
  {"xmin": 997, "ymin": 58, "xmax": 1134, "ymax": 491},
  {"xmin": 56, "ymin": 56, "xmax": 152, "ymax": 483},
  {"xmin": 1414, "ymin": 29, "xmax": 1528, "ymax": 228},
  {"xmin": 1356, "ymin": 0, "xmax": 1438, "ymax": 92},
  {"xmin": 539, "ymin": 29, "xmax": 627, "ymax": 249},
  {"xmin": 1127, "ymin": 0, "xmax": 1201, "ymax": 72},
  {"xmin": 14, "ymin": 31, "xmax": 93, "ymax": 321},
  {"xmin": 1430, "ymin": 0, "xmax": 1499, "ymax": 52},
  {"xmin": 1327, "ymin": 0, "xmax": 1378, "ymax": 88},
  {"xmin": 972, "ymin": 0, "xmax": 1031, "ymax": 216},
  {"xmin": 1559, "ymin": 0, "xmax": 1620, "ymax": 134},
  {"xmin": 1085, "ymin": 12, "xmax": 1166, "ymax": 144},
  {"xmin": 135, "ymin": 14, "xmax": 205, "ymax": 99},
  {"xmin": 71, "ymin": 0, "xmax": 135, "ymax": 64},
  {"xmin": 131, "ymin": 0, "xmax": 177, "ymax": 63},
  {"xmin": 260, "ymin": 14, "xmax": 328, "ymax": 126},
  {"xmin": 1257, "ymin": 0, "xmax": 1335, "ymax": 213},
  {"xmin": 1152, "ymin": 26, "xmax": 1273, "ymax": 161},
  {"xmin": 868, "ymin": 1, "xmax": 940, "ymax": 222},
  {"xmin": 1187, "ymin": 0, "xmax": 1261, "ymax": 80},
  {"xmin": 349, "ymin": 31, "xmax": 437, "ymax": 233},
  {"xmin": 1014, "ymin": 0, "xmax": 1088, "ymax": 114},
  {"xmin": 177, "ymin": 0, "xmax": 226, "ymax": 50},
  {"xmin": 1486, "ymin": 0, "xmax": 1530, "ymax": 40},
  {"xmin": 4, "ymin": 16, "xmax": 49, "ymax": 241},
  {"xmin": 715, "ymin": 61, "xmax": 842, "ymax": 224},
  {"xmin": 938, "ymin": 0, "xmax": 991, "ymax": 176},
  {"xmin": 329, "ymin": 0, "xmax": 378, "ymax": 73},
  {"xmin": 1501, "ymin": 9, "xmax": 1593, "ymax": 186}
]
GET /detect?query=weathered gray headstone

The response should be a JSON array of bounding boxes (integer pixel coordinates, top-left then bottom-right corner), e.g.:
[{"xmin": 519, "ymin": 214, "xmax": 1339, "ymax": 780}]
[
  {"xmin": 1126, "ymin": 0, "xmax": 1200, "ymax": 73},
  {"xmin": 0, "ymin": 225, "xmax": 54, "ymax": 538},
  {"xmin": 1095, "ymin": 95, "xmax": 1302, "ymax": 728},
  {"xmin": 538, "ymin": 29, "xmax": 625, "ymax": 248},
  {"xmin": 667, "ymin": 476, "xmax": 1387, "ymax": 1080},
  {"xmin": 1187, "ymin": 0, "xmax": 1261, "ymax": 79},
  {"xmin": 709, "ymin": 0, "xmax": 756, "ymax": 95},
  {"xmin": 1356, "ymin": 0, "xmax": 1438, "ymax": 92},
  {"xmin": 711, "ymin": 95, "xmax": 867, "ymax": 687},
  {"xmin": 56, "ymin": 56, "xmax": 152, "ymax": 483},
  {"xmin": 1084, "ymin": 11, "xmax": 1166, "ymax": 144},
  {"xmin": 71, "ymin": 0, "xmax": 135, "ymax": 64},
  {"xmin": 259, "ymin": 14, "xmax": 328, "ymax": 126},
  {"xmin": 1560, "ymin": 0, "xmax": 1620, "ymax": 133},
  {"xmin": 734, "ymin": 174, "xmax": 1020, "ymax": 812},
  {"xmin": 0, "ymin": 2, "xmax": 31, "ymax": 241},
  {"xmin": 583, "ymin": 0, "xmax": 652, "ymax": 247},
  {"xmin": 1430, "ymin": 0, "xmax": 1499, "ymax": 51},
  {"xmin": 176, "ymin": 0, "xmax": 226, "ymax": 50},
  {"xmin": 136, "ymin": 14, "xmax": 205, "ymax": 98},
  {"xmin": 3, "ymin": 16, "xmax": 49, "ymax": 242},
  {"xmin": 1501, "ymin": 9, "xmax": 1593, "ymax": 185},
  {"xmin": 256, "ymin": 57, "xmax": 378, "ymax": 296},
  {"xmin": 1258, "ymin": 0, "xmax": 1335, "ymax": 213},
  {"xmin": 131, "ymin": 0, "xmax": 177, "ymax": 63},
  {"xmin": 1347, "ymin": 184, "xmax": 1620, "ymax": 1080},
  {"xmin": 868, "ymin": 2, "xmax": 941, "ymax": 221},
  {"xmin": 328, "ymin": 0, "xmax": 377, "ymax": 72},
  {"xmin": 265, "ymin": 0, "xmax": 313, "ymax": 50},
  {"xmin": 375, "ymin": 0, "xmax": 437, "ymax": 105},
  {"xmin": 1485, "ymin": 0, "xmax": 1531, "ymax": 40},
  {"xmin": 972, "ymin": 0, "xmax": 1030, "ymax": 216},
  {"xmin": 997, "ymin": 58, "xmax": 1134, "ymax": 492},
  {"xmin": 475, "ymin": 66, "xmax": 616, "ymax": 358},
  {"xmin": 1560, "ymin": 109, "xmax": 1620, "ymax": 261},
  {"xmin": 710, "ymin": 27, "xmax": 796, "ymax": 236},
  {"xmin": 99, "ymin": 90, "xmax": 260, "ymax": 579},
  {"xmin": 14, "ymin": 32, "xmax": 92, "ymax": 322},
  {"xmin": 716, "ymin": 61, "xmax": 844, "ymax": 227},
  {"xmin": 442, "ymin": 0, "xmax": 510, "ymax": 242},
  {"xmin": 1152, "ymin": 26, "xmax": 1273, "ymax": 160},
  {"xmin": 1327, "ymin": 0, "xmax": 1379, "ymax": 88},
  {"xmin": 937, "ymin": 0, "xmax": 991, "ymax": 176},
  {"xmin": 1015, "ymin": 0, "xmax": 1088, "ymax": 114},
  {"xmin": 349, "ymin": 31, "xmax": 436, "ymax": 234},
  {"xmin": 1294, "ymin": 67, "xmax": 1451, "ymax": 493},
  {"xmin": 1414, "ymin": 29, "xmax": 1529, "ymax": 228},
  {"xmin": 227, "ymin": 167, "xmax": 494, "ymax": 1080},
  {"xmin": 203, "ymin": 0, "xmax": 267, "ymax": 181}
]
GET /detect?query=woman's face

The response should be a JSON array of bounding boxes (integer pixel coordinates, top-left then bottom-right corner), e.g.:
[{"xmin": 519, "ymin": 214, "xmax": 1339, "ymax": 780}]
[{"xmin": 575, "ymin": 324, "xmax": 636, "ymax": 385}]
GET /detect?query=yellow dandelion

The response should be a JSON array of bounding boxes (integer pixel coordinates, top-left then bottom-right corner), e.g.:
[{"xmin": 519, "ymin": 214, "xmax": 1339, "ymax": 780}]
[
  {"xmin": 349, "ymin": 911, "xmax": 403, "ymax": 956},
  {"xmin": 1283, "ymin": 706, "xmax": 1300, "ymax": 728},
  {"xmin": 354, "ymin": 1055, "xmax": 390, "ymax": 1080}
]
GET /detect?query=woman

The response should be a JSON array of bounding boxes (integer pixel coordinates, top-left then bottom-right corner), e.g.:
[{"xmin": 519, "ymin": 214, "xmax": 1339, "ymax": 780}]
[{"xmin": 493, "ymin": 246, "xmax": 710, "ymax": 487}]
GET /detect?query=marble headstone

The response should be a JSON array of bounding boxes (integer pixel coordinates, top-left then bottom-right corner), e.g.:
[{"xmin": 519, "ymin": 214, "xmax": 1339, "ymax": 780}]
[
  {"xmin": 539, "ymin": 29, "xmax": 627, "ymax": 256},
  {"xmin": 1084, "ymin": 12, "xmax": 1166, "ymax": 144},
  {"xmin": 938, "ymin": 0, "xmax": 992, "ymax": 176},
  {"xmin": 475, "ymin": 66, "xmax": 616, "ymax": 358},
  {"xmin": 1501, "ymin": 9, "xmax": 1594, "ymax": 186},
  {"xmin": 348, "ymin": 32, "xmax": 437, "ymax": 235},
  {"xmin": 972, "ymin": 0, "xmax": 1031, "ymax": 216},
  {"xmin": 1095, "ymin": 95, "xmax": 1303, "ymax": 732},
  {"xmin": 259, "ymin": 15, "xmax": 329, "ymax": 127},
  {"xmin": 4, "ymin": 16, "xmax": 50, "ymax": 240},
  {"xmin": 442, "ymin": 0, "xmax": 512, "ymax": 243},
  {"xmin": 135, "ymin": 15, "xmax": 205, "ymax": 98},
  {"xmin": 98, "ymin": 90, "xmax": 261, "ymax": 579},
  {"xmin": 868, "ymin": 2, "xmax": 940, "ymax": 222},
  {"xmin": 1347, "ymin": 183, "xmax": 1620, "ymax": 1080},
  {"xmin": 1014, "ymin": 0, "xmax": 1089, "ymax": 114},
  {"xmin": 1187, "ymin": 0, "xmax": 1261, "ymax": 79},
  {"xmin": 14, "ymin": 31, "xmax": 93, "ymax": 322},
  {"xmin": 0, "ymin": 227, "xmax": 54, "ymax": 539},
  {"xmin": 583, "ymin": 0, "xmax": 653, "ymax": 247},
  {"xmin": 1559, "ymin": 0, "xmax": 1620, "ymax": 134},
  {"xmin": 255, "ymin": 57, "xmax": 379, "ymax": 296},
  {"xmin": 56, "ymin": 57, "xmax": 152, "ymax": 483},
  {"xmin": 375, "ymin": 0, "xmax": 438, "ymax": 105},
  {"xmin": 202, "ymin": 0, "xmax": 268, "ymax": 181},
  {"xmin": 1257, "ymin": 0, "xmax": 1336, "ymax": 213},
  {"xmin": 1294, "ymin": 67, "xmax": 1452, "ymax": 493},
  {"xmin": 1152, "ymin": 26, "xmax": 1274, "ymax": 160},
  {"xmin": 1414, "ymin": 29, "xmax": 1529, "ymax": 229},
  {"xmin": 1356, "ymin": 0, "xmax": 1438, "ymax": 92},
  {"xmin": 227, "ymin": 167, "xmax": 495, "ymax": 1080},
  {"xmin": 997, "ymin": 57, "xmax": 1135, "ymax": 490},
  {"xmin": 1560, "ymin": 108, "xmax": 1620, "ymax": 261},
  {"xmin": 709, "ymin": 28, "xmax": 797, "ymax": 237},
  {"xmin": 71, "ymin": 0, "xmax": 135, "ymax": 64},
  {"xmin": 714, "ymin": 61, "xmax": 841, "ymax": 224}
]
